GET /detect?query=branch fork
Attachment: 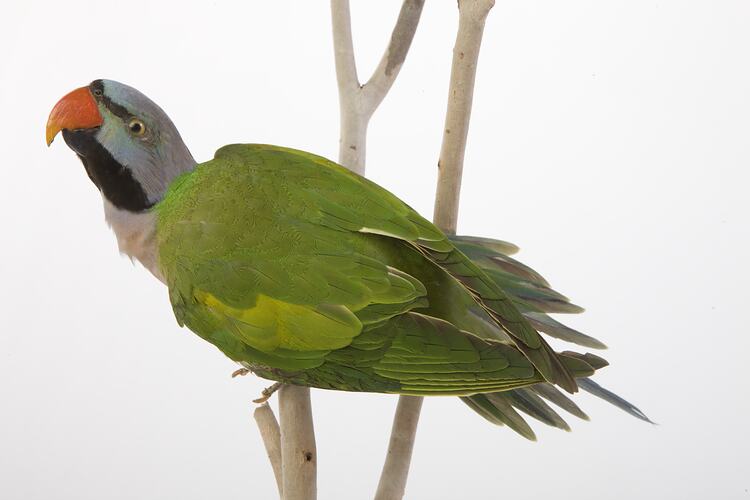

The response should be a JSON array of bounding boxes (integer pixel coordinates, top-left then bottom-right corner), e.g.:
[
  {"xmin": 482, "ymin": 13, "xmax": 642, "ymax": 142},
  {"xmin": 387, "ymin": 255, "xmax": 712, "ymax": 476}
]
[{"xmin": 331, "ymin": 0, "xmax": 425, "ymax": 175}]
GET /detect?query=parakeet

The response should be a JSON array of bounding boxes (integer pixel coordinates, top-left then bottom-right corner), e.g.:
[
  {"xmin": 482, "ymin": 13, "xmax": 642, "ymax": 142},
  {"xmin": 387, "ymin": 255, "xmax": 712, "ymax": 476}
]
[{"xmin": 46, "ymin": 80, "xmax": 649, "ymax": 439}]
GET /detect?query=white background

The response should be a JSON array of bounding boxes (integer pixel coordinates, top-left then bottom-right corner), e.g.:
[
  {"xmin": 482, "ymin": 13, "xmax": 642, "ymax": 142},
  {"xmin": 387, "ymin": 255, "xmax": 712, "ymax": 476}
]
[{"xmin": 1, "ymin": 1, "xmax": 748, "ymax": 499}]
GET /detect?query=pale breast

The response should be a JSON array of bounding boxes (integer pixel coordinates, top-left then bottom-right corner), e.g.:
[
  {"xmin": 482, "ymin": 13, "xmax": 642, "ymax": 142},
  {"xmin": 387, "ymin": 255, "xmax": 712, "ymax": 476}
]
[{"xmin": 103, "ymin": 198, "xmax": 165, "ymax": 283}]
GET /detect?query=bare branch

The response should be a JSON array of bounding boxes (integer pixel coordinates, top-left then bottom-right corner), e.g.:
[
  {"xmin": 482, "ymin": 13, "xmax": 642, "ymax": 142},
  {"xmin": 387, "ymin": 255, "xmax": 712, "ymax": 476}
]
[
  {"xmin": 331, "ymin": 0, "xmax": 425, "ymax": 175},
  {"xmin": 373, "ymin": 396, "xmax": 424, "ymax": 500},
  {"xmin": 331, "ymin": 0, "xmax": 360, "ymax": 98},
  {"xmin": 331, "ymin": 0, "xmax": 365, "ymax": 173},
  {"xmin": 434, "ymin": 0, "xmax": 496, "ymax": 235},
  {"xmin": 337, "ymin": 106, "xmax": 369, "ymax": 175},
  {"xmin": 279, "ymin": 385, "xmax": 317, "ymax": 500},
  {"xmin": 375, "ymin": 2, "xmax": 496, "ymax": 499},
  {"xmin": 361, "ymin": 0, "xmax": 426, "ymax": 116},
  {"xmin": 254, "ymin": 403, "xmax": 283, "ymax": 497}
]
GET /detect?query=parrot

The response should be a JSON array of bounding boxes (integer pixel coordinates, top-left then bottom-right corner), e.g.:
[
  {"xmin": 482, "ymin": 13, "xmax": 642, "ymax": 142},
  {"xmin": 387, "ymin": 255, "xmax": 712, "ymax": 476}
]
[{"xmin": 46, "ymin": 79, "xmax": 649, "ymax": 440}]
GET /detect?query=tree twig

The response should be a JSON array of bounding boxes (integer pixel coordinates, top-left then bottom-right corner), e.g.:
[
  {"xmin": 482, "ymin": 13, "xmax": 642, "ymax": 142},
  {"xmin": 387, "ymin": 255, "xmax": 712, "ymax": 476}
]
[
  {"xmin": 254, "ymin": 403, "xmax": 283, "ymax": 497},
  {"xmin": 330, "ymin": 5, "xmax": 426, "ymax": 495},
  {"xmin": 279, "ymin": 385, "xmax": 317, "ymax": 500},
  {"xmin": 361, "ymin": 0, "xmax": 425, "ymax": 115},
  {"xmin": 373, "ymin": 396, "xmax": 424, "ymax": 500},
  {"xmin": 434, "ymin": 0, "xmax": 496, "ymax": 235},
  {"xmin": 331, "ymin": 0, "xmax": 425, "ymax": 175},
  {"xmin": 376, "ymin": 2, "xmax": 496, "ymax": 499},
  {"xmin": 331, "ymin": 0, "xmax": 359, "ymax": 97}
]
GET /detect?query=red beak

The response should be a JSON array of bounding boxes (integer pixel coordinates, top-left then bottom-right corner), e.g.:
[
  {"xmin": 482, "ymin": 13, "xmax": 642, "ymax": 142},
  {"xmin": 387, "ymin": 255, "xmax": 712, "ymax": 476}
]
[{"xmin": 46, "ymin": 86, "xmax": 103, "ymax": 146}]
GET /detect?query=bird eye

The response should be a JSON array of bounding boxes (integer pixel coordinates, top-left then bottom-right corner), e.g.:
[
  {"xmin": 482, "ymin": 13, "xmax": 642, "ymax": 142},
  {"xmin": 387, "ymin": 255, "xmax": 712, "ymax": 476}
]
[
  {"xmin": 128, "ymin": 119, "xmax": 146, "ymax": 136},
  {"xmin": 92, "ymin": 88, "xmax": 103, "ymax": 97}
]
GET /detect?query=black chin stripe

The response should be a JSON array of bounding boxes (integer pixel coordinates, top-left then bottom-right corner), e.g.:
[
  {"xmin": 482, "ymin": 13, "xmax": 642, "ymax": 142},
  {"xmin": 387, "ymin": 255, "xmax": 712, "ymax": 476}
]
[{"xmin": 63, "ymin": 129, "xmax": 154, "ymax": 212}]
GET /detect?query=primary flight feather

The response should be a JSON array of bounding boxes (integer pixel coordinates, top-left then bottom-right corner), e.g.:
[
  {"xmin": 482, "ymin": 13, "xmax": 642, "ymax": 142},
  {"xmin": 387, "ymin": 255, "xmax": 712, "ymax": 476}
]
[{"xmin": 47, "ymin": 80, "xmax": 648, "ymax": 439}]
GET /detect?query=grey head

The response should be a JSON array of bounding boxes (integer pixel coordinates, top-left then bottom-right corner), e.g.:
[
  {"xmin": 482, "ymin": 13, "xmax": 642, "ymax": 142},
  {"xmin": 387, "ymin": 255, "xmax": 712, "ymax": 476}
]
[{"xmin": 50, "ymin": 79, "xmax": 197, "ymax": 212}]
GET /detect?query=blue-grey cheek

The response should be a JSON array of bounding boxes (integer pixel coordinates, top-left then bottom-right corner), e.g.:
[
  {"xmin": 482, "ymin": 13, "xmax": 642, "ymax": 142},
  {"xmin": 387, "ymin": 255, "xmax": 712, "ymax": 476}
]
[{"xmin": 99, "ymin": 124, "xmax": 151, "ymax": 168}]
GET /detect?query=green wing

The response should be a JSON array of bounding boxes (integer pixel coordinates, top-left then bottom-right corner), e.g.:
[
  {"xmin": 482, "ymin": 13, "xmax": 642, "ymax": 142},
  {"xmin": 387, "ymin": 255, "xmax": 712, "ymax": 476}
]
[
  {"xmin": 156, "ymin": 144, "xmax": 582, "ymax": 392},
  {"xmin": 157, "ymin": 149, "xmax": 430, "ymax": 371}
]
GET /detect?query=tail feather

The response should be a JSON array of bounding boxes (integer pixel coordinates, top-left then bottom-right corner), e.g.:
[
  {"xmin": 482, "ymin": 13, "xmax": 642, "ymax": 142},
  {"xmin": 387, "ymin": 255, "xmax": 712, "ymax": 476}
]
[
  {"xmin": 462, "ymin": 379, "xmax": 652, "ymax": 439},
  {"xmin": 524, "ymin": 312, "xmax": 607, "ymax": 350},
  {"xmin": 416, "ymin": 242, "xmax": 579, "ymax": 393},
  {"xmin": 531, "ymin": 383, "xmax": 589, "ymax": 420},
  {"xmin": 577, "ymin": 378, "xmax": 654, "ymax": 423},
  {"xmin": 450, "ymin": 234, "xmax": 652, "ymax": 436},
  {"xmin": 448, "ymin": 235, "xmax": 520, "ymax": 256},
  {"xmin": 505, "ymin": 388, "xmax": 571, "ymax": 431},
  {"xmin": 461, "ymin": 393, "xmax": 537, "ymax": 440}
]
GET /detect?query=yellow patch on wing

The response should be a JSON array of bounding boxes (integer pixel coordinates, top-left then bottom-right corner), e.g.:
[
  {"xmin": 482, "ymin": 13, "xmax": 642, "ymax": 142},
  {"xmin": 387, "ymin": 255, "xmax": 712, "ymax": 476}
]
[{"xmin": 195, "ymin": 291, "xmax": 362, "ymax": 352}]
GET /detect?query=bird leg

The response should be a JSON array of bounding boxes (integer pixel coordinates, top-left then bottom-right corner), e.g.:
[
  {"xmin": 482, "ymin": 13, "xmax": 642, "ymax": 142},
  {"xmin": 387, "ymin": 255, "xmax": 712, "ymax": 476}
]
[
  {"xmin": 231, "ymin": 367, "xmax": 250, "ymax": 378},
  {"xmin": 253, "ymin": 382, "xmax": 283, "ymax": 404},
  {"xmin": 230, "ymin": 366, "xmax": 281, "ymax": 403}
]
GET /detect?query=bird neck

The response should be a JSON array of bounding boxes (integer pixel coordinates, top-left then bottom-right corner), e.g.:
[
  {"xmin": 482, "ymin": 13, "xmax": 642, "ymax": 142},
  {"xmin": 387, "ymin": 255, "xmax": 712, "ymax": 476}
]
[{"xmin": 103, "ymin": 198, "xmax": 164, "ymax": 283}]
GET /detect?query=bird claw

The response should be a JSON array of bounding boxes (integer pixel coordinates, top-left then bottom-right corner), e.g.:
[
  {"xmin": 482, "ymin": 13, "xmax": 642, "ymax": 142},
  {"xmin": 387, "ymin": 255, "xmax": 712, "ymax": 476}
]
[
  {"xmin": 253, "ymin": 382, "xmax": 282, "ymax": 404},
  {"xmin": 231, "ymin": 367, "xmax": 250, "ymax": 378},
  {"xmin": 230, "ymin": 367, "xmax": 281, "ymax": 404}
]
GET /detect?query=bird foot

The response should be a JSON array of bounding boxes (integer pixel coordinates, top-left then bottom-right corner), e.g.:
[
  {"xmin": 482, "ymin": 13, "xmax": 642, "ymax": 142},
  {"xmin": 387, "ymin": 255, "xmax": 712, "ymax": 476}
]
[
  {"xmin": 231, "ymin": 367, "xmax": 251, "ymax": 378},
  {"xmin": 253, "ymin": 382, "xmax": 282, "ymax": 404}
]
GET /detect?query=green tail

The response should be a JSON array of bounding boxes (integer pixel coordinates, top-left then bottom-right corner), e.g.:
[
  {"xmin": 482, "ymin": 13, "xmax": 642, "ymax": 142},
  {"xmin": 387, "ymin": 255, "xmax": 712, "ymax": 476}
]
[{"xmin": 451, "ymin": 235, "xmax": 651, "ymax": 439}]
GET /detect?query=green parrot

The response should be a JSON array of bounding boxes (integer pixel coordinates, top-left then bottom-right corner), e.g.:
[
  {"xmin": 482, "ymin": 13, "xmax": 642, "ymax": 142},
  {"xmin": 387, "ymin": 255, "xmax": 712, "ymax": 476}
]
[{"xmin": 46, "ymin": 80, "xmax": 648, "ymax": 439}]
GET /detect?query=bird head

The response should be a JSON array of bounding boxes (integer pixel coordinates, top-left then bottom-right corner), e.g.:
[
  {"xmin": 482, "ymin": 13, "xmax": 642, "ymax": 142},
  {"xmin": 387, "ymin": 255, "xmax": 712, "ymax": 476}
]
[{"xmin": 46, "ymin": 80, "xmax": 196, "ymax": 212}]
